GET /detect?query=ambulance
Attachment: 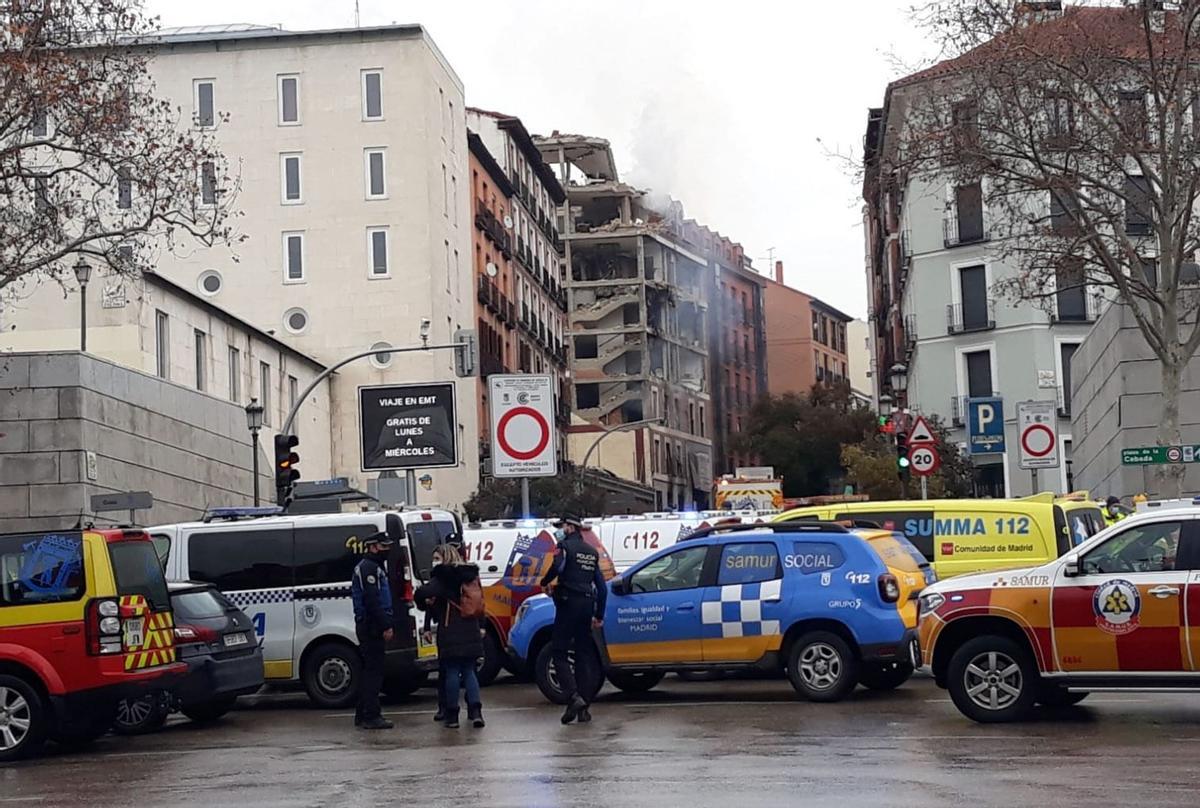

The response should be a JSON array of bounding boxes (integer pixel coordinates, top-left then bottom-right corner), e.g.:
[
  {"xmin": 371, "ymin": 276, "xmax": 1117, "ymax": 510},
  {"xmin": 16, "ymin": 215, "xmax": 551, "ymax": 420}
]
[
  {"xmin": 919, "ymin": 498, "xmax": 1200, "ymax": 722},
  {"xmin": 150, "ymin": 507, "xmax": 457, "ymax": 708}
]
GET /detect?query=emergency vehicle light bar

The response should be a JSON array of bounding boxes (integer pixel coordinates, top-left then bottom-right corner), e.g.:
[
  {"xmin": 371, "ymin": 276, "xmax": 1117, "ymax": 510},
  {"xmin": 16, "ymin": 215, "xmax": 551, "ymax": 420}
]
[{"xmin": 202, "ymin": 506, "xmax": 285, "ymax": 522}]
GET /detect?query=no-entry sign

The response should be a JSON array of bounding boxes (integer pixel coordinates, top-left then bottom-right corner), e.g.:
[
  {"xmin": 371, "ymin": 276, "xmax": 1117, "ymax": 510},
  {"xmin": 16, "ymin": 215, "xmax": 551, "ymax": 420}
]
[
  {"xmin": 1017, "ymin": 400, "xmax": 1059, "ymax": 470},
  {"xmin": 489, "ymin": 374, "xmax": 557, "ymax": 478}
]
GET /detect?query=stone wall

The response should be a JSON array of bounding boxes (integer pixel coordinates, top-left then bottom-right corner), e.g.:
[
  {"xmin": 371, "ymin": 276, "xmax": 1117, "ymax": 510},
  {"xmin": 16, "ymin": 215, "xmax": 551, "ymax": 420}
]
[{"xmin": 0, "ymin": 352, "xmax": 272, "ymax": 532}]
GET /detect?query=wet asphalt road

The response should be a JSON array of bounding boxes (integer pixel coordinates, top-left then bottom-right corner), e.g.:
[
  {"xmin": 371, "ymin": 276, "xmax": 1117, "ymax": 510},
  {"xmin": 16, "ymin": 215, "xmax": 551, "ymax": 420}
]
[{"xmin": 4, "ymin": 674, "xmax": 1200, "ymax": 808}]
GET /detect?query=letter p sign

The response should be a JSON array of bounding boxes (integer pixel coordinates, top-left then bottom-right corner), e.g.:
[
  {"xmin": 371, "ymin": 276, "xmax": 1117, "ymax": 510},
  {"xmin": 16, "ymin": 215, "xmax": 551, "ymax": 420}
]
[
  {"xmin": 967, "ymin": 396, "xmax": 1006, "ymax": 455},
  {"xmin": 978, "ymin": 404, "xmax": 995, "ymax": 430}
]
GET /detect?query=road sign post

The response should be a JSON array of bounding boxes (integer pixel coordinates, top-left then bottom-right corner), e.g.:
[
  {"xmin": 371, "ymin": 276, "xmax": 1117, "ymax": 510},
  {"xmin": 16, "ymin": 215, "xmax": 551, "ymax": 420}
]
[{"xmin": 1017, "ymin": 402, "xmax": 1059, "ymax": 495}]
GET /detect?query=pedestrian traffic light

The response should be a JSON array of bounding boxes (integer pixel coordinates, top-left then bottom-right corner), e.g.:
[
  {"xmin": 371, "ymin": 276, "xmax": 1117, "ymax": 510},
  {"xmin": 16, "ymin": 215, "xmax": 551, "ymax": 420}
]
[
  {"xmin": 274, "ymin": 434, "xmax": 300, "ymax": 505},
  {"xmin": 896, "ymin": 432, "xmax": 911, "ymax": 476}
]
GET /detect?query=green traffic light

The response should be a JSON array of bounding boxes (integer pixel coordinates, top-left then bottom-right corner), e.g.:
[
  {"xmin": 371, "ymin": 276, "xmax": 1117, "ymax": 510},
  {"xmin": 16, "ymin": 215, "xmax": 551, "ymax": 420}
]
[{"xmin": 898, "ymin": 457, "xmax": 910, "ymax": 468}]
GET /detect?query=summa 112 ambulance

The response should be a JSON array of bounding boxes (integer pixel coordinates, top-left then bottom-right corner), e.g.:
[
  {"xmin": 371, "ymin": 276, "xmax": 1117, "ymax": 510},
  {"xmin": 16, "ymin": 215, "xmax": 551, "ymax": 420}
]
[
  {"xmin": 509, "ymin": 522, "xmax": 930, "ymax": 704},
  {"xmin": 0, "ymin": 528, "xmax": 183, "ymax": 760},
  {"xmin": 918, "ymin": 499, "xmax": 1200, "ymax": 723},
  {"xmin": 150, "ymin": 507, "xmax": 458, "ymax": 707}
]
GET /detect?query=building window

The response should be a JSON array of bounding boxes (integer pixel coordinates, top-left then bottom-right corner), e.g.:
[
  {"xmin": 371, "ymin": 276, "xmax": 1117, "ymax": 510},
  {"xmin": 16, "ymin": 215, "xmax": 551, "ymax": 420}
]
[
  {"xmin": 1059, "ymin": 342, "xmax": 1079, "ymax": 416},
  {"xmin": 1045, "ymin": 93, "xmax": 1074, "ymax": 143},
  {"xmin": 1119, "ymin": 90, "xmax": 1148, "ymax": 144},
  {"xmin": 280, "ymin": 153, "xmax": 302, "ymax": 204},
  {"xmin": 452, "ymin": 175, "xmax": 458, "ymax": 226},
  {"xmin": 1055, "ymin": 258, "xmax": 1088, "ymax": 322},
  {"xmin": 367, "ymin": 227, "xmax": 389, "ymax": 277},
  {"xmin": 369, "ymin": 342, "xmax": 393, "ymax": 369},
  {"xmin": 445, "ymin": 240, "xmax": 451, "ymax": 292},
  {"xmin": 964, "ymin": 349, "xmax": 993, "ymax": 398},
  {"xmin": 194, "ymin": 79, "xmax": 214, "ymax": 128},
  {"xmin": 1125, "ymin": 175, "xmax": 1152, "ymax": 236},
  {"xmin": 228, "ymin": 346, "xmax": 240, "ymax": 402},
  {"xmin": 288, "ymin": 375, "xmax": 299, "ymax": 415},
  {"xmin": 957, "ymin": 264, "xmax": 991, "ymax": 331},
  {"xmin": 361, "ymin": 70, "xmax": 383, "ymax": 120},
  {"xmin": 283, "ymin": 307, "xmax": 309, "ymax": 334},
  {"xmin": 454, "ymin": 249, "xmax": 460, "ymax": 300},
  {"xmin": 198, "ymin": 270, "xmax": 222, "ymax": 296},
  {"xmin": 31, "ymin": 105, "xmax": 48, "ymax": 139},
  {"xmin": 155, "ymin": 310, "xmax": 169, "ymax": 379},
  {"xmin": 1049, "ymin": 189, "xmax": 1080, "ymax": 236},
  {"xmin": 259, "ymin": 362, "xmax": 272, "ymax": 426},
  {"xmin": 283, "ymin": 232, "xmax": 304, "ymax": 283},
  {"xmin": 1141, "ymin": 257, "xmax": 1159, "ymax": 289},
  {"xmin": 949, "ymin": 181, "xmax": 985, "ymax": 245},
  {"xmin": 442, "ymin": 164, "xmax": 448, "ymax": 217},
  {"xmin": 201, "ymin": 161, "xmax": 217, "ymax": 205},
  {"xmin": 117, "ymin": 167, "xmax": 132, "ymax": 209},
  {"xmin": 194, "ymin": 330, "xmax": 207, "ymax": 392},
  {"xmin": 278, "ymin": 74, "xmax": 299, "ymax": 125},
  {"xmin": 448, "ymin": 100, "xmax": 456, "ymax": 151},
  {"xmin": 364, "ymin": 149, "xmax": 387, "ymax": 199}
]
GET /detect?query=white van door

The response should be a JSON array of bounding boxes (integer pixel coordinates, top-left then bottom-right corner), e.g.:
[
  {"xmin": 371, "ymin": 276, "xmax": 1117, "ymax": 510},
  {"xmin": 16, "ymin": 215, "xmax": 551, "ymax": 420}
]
[
  {"xmin": 291, "ymin": 520, "xmax": 377, "ymax": 660},
  {"xmin": 182, "ymin": 522, "xmax": 297, "ymax": 680}
]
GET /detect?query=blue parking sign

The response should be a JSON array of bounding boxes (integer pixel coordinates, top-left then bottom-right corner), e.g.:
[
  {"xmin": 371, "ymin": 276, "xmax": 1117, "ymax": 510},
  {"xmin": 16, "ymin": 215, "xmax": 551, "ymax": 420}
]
[{"xmin": 967, "ymin": 397, "xmax": 1005, "ymax": 455}]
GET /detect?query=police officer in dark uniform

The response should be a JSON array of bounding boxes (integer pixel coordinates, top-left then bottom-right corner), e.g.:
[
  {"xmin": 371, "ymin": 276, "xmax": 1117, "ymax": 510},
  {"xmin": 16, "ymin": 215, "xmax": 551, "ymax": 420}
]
[
  {"xmin": 351, "ymin": 531, "xmax": 394, "ymax": 730},
  {"xmin": 540, "ymin": 515, "xmax": 607, "ymax": 724}
]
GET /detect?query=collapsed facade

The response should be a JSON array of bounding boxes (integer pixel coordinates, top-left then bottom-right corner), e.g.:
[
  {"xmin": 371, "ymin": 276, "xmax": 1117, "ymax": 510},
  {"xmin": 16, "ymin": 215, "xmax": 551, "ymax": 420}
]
[{"xmin": 536, "ymin": 134, "xmax": 713, "ymax": 509}]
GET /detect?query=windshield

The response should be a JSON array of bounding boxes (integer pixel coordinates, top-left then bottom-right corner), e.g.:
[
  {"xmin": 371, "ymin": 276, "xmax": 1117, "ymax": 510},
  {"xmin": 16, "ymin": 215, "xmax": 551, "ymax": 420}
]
[
  {"xmin": 109, "ymin": 540, "xmax": 171, "ymax": 612},
  {"xmin": 407, "ymin": 519, "xmax": 458, "ymax": 580},
  {"xmin": 171, "ymin": 588, "xmax": 228, "ymax": 620},
  {"xmin": 865, "ymin": 533, "xmax": 926, "ymax": 574}
]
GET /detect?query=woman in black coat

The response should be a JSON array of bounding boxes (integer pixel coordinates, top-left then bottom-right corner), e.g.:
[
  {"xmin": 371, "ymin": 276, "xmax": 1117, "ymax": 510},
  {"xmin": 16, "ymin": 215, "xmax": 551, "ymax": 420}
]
[{"xmin": 415, "ymin": 546, "xmax": 485, "ymax": 728}]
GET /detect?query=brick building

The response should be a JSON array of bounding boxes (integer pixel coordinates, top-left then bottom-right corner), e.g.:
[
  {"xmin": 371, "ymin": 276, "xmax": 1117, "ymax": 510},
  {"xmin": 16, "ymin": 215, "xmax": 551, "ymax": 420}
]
[{"xmin": 763, "ymin": 262, "xmax": 852, "ymax": 395}]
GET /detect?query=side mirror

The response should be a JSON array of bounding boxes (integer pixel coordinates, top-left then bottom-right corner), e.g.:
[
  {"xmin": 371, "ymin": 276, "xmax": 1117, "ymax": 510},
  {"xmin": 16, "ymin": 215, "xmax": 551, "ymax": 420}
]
[
  {"xmin": 1063, "ymin": 554, "xmax": 1080, "ymax": 577},
  {"xmin": 611, "ymin": 577, "xmax": 630, "ymax": 596}
]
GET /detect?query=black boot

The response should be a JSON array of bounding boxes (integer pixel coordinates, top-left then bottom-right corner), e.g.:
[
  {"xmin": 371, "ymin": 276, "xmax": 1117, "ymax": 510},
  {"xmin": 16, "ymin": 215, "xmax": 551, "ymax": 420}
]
[
  {"xmin": 359, "ymin": 717, "xmax": 393, "ymax": 730},
  {"xmin": 443, "ymin": 709, "xmax": 460, "ymax": 729},
  {"xmin": 561, "ymin": 695, "xmax": 586, "ymax": 725},
  {"xmin": 433, "ymin": 706, "xmax": 445, "ymax": 723},
  {"xmin": 468, "ymin": 703, "xmax": 485, "ymax": 728},
  {"xmin": 577, "ymin": 704, "xmax": 592, "ymax": 723}
]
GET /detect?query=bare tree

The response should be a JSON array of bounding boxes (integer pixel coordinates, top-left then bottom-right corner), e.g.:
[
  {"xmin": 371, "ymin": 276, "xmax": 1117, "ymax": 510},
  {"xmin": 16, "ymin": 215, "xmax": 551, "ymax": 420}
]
[
  {"xmin": 0, "ymin": 0, "xmax": 238, "ymax": 296},
  {"xmin": 891, "ymin": 0, "xmax": 1200, "ymax": 494}
]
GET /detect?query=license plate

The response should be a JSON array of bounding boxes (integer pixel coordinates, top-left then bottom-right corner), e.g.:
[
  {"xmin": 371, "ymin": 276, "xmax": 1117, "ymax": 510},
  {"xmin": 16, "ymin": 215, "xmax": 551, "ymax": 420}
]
[
  {"xmin": 124, "ymin": 617, "xmax": 145, "ymax": 648},
  {"xmin": 224, "ymin": 632, "xmax": 249, "ymax": 648}
]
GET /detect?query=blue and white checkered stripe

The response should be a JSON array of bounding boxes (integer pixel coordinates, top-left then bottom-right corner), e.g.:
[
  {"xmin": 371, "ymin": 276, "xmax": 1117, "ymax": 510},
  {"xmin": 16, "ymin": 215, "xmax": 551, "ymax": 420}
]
[
  {"xmin": 226, "ymin": 589, "xmax": 295, "ymax": 608},
  {"xmin": 701, "ymin": 579, "xmax": 782, "ymax": 638}
]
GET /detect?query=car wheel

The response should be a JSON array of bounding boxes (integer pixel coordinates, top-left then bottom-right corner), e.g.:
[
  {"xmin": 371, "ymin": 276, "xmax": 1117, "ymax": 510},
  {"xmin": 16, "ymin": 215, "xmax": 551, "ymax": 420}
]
[
  {"xmin": 113, "ymin": 692, "xmax": 169, "ymax": 735},
  {"xmin": 858, "ymin": 661, "xmax": 914, "ymax": 691},
  {"xmin": 1036, "ymin": 686, "xmax": 1089, "ymax": 708},
  {"xmin": 477, "ymin": 629, "xmax": 505, "ymax": 687},
  {"xmin": 181, "ymin": 696, "xmax": 238, "ymax": 724},
  {"xmin": 534, "ymin": 643, "xmax": 603, "ymax": 705},
  {"xmin": 787, "ymin": 631, "xmax": 859, "ymax": 702},
  {"xmin": 606, "ymin": 670, "xmax": 665, "ymax": 694},
  {"xmin": 383, "ymin": 672, "xmax": 428, "ymax": 700},
  {"xmin": 946, "ymin": 635, "xmax": 1038, "ymax": 723},
  {"xmin": 302, "ymin": 642, "xmax": 362, "ymax": 709},
  {"xmin": 0, "ymin": 675, "xmax": 47, "ymax": 762}
]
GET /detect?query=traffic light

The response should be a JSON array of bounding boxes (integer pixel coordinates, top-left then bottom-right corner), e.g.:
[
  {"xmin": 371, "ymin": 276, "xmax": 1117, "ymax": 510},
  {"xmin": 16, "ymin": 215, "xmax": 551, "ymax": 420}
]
[
  {"xmin": 896, "ymin": 432, "xmax": 911, "ymax": 476},
  {"xmin": 273, "ymin": 434, "xmax": 300, "ymax": 505},
  {"xmin": 454, "ymin": 327, "xmax": 478, "ymax": 378}
]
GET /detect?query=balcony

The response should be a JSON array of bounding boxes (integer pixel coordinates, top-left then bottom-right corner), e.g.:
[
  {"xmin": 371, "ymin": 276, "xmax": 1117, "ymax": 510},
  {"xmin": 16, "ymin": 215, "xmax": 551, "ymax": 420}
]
[
  {"xmin": 946, "ymin": 300, "xmax": 996, "ymax": 334},
  {"xmin": 900, "ymin": 229, "xmax": 912, "ymax": 270},
  {"xmin": 903, "ymin": 314, "xmax": 918, "ymax": 355},
  {"xmin": 1051, "ymin": 291, "xmax": 1105, "ymax": 324},
  {"xmin": 1057, "ymin": 385, "xmax": 1072, "ymax": 418},
  {"xmin": 943, "ymin": 212, "xmax": 988, "ymax": 249},
  {"xmin": 480, "ymin": 353, "xmax": 506, "ymax": 379},
  {"xmin": 952, "ymin": 395, "xmax": 968, "ymax": 426}
]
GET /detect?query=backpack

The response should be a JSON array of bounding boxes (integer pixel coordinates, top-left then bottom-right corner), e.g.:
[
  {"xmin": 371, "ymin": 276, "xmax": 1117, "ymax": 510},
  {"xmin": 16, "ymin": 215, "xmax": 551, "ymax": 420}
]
[{"xmin": 448, "ymin": 577, "xmax": 485, "ymax": 620}]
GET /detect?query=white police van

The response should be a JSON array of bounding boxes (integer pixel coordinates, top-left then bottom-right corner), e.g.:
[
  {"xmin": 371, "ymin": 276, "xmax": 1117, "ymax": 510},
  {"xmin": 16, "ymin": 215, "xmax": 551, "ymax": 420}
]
[{"xmin": 149, "ymin": 507, "xmax": 460, "ymax": 708}]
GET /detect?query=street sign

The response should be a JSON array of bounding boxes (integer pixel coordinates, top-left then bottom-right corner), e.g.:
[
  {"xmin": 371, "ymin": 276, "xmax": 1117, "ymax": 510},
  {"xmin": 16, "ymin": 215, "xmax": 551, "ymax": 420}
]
[
  {"xmin": 1017, "ymin": 400, "xmax": 1059, "ymax": 469},
  {"xmin": 909, "ymin": 444, "xmax": 941, "ymax": 477},
  {"xmin": 1121, "ymin": 445, "xmax": 1200, "ymax": 465},
  {"xmin": 293, "ymin": 478, "xmax": 353, "ymax": 498},
  {"xmin": 489, "ymin": 374, "xmax": 557, "ymax": 478},
  {"xmin": 967, "ymin": 397, "xmax": 1006, "ymax": 455},
  {"xmin": 907, "ymin": 415, "xmax": 936, "ymax": 445},
  {"xmin": 90, "ymin": 491, "xmax": 153, "ymax": 513},
  {"xmin": 358, "ymin": 383, "xmax": 458, "ymax": 471}
]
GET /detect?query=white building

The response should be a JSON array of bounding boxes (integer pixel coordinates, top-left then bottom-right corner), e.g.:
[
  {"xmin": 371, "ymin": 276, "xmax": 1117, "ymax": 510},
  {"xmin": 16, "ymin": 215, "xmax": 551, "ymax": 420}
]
[{"xmin": 4, "ymin": 23, "xmax": 479, "ymax": 507}]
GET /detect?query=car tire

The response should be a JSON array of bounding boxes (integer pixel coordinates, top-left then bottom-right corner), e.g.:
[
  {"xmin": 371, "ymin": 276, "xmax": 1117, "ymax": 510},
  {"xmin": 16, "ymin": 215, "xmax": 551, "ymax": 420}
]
[
  {"xmin": 181, "ymin": 696, "xmax": 238, "ymax": 724},
  {"xmin": 383, "ymin": 672, "xmax": 428, "ymax": 700},
  {"xmin": 1036, "ymin": 686, "xmax": 1089, "ymax": 708},
  {"xmin": 858, "ymin": 661, "xmax": 914, "ymax": 691},
  {"xmin": 946, "ymin": 635, "xmax": 1038, "ymax": 723},
  {"xmin": 606, "ymin": 670, "xmax": 665, "ymax": 694},
  {"xmin": 0, "ymin": 675, "xmax": 47, "ymax": 762},
  {"xmin": 534, "ymin": 643, "xmax": 603, "ymax": 705},
  {"xmin": 787, "ymin": 631, "xmax": 859, "ymax": 702},
  {"xmin": 477, "ymin": 629, "xmax": 505, "ymax": 687},
  {"xmin": 113, "ymin": 692, "xmax": 169, "ymax": 736},
  {"xmin": 302, "ymin": 641, "xmax": 362, "ymax": 709}
]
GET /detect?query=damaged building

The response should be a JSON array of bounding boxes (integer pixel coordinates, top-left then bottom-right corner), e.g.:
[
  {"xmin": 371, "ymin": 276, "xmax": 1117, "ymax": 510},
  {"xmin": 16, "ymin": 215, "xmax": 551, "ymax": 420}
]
[{"xmin": 536, "ymin": 133, "xmax": 713, "ymax": 509}]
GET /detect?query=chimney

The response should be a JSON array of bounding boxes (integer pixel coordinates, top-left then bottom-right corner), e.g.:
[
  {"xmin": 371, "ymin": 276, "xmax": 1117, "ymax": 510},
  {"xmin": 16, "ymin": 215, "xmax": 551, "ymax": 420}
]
[{"xmin": 774, "ymin": 260, "xmax": 784, "ymax": 285}]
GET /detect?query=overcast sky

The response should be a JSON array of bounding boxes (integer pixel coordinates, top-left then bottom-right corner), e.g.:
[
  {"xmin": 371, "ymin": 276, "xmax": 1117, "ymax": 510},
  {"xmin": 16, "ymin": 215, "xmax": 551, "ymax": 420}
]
[{"xmin": 148, "ymin": 0, "xmax": 936, "ymax": 318}]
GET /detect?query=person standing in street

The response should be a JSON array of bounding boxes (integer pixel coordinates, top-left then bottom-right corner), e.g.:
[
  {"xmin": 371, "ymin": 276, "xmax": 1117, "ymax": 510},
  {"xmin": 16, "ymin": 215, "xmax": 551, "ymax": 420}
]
[
  {"xmin": 1104, "ymin": 496, "xmax": 1129, "ymax": 526},
  {"xmin": 540, "ymin": 515, "xmax": 607, "ymax": 725},
  {"xmin": 351, "ymin": 532, "xmax": 394, "ymax": 730},
  {"xmin": 415, "ymin": 544, "xmax": 486, "ymax": 729}
]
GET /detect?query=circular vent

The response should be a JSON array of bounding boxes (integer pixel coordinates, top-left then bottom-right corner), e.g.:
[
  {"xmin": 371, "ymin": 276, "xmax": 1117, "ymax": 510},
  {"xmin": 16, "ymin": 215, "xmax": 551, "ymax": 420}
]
[
  {"xmin": 369, "ymin": 341, "xmax": 392, "ymax": 368},
  {"xmin": 198, "ymin": 270, "xmax": 222, "ymax": 296},
  {"xmin": 284, "ymin": 307, "xmax": 309, "ymax": 334}
]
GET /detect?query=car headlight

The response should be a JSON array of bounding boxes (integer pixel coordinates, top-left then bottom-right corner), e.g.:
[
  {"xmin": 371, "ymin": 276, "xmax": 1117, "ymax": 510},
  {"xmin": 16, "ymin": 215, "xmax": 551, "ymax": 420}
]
[
  {"xmin": 99, "ymin": 617, "xmax": 121, "ymax": 635},
  {"xmin": 918, "ymin": 592, "xmax": 945, "ymax": 617}
]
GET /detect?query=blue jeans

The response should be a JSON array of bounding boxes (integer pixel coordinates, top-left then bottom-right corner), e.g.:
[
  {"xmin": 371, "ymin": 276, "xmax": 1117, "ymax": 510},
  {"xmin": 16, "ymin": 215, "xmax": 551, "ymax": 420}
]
[{"xmin": 442, "ymin": 659, "xmax": 481, "ymax": 711}]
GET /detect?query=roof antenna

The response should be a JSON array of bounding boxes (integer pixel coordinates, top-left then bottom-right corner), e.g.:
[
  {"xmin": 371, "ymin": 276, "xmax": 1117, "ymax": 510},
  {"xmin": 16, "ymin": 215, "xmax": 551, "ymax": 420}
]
[{"xmin": 354, "ymin": 1, "xmax": 361, "ymax": 27}]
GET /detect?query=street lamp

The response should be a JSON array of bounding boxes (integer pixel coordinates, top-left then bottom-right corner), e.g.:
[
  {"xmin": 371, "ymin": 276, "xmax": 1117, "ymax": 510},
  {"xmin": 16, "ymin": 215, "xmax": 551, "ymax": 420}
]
[
  {"xmin": 889, "ymin": 362, "xmax": 908, "ymax": 407},
  {"xmin": 878, "ymin": 394, "xmax": 894, "ymax": 418},
  {"xmin": 244, "ymin": 397, "xmax": 265, "ymax": 506},
  {"xmin": 73, "ymin": 258, "xmax": 91, "ymax": 352}
]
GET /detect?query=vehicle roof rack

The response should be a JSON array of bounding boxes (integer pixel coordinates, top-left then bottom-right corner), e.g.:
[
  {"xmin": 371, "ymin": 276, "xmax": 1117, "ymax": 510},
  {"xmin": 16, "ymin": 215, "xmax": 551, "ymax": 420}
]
[{"xmin": 681, "ymin": 520, "xmax": 849, "ymax": 542}]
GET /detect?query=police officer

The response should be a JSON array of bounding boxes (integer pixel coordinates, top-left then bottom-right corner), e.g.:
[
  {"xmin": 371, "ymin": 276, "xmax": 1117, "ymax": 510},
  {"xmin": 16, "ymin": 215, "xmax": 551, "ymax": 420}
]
[
  {"xmin": 351, "ymin": 531, "xmax": 394, "ymax": 730},
  {"xmin": 540, "ymin": 514, "xmax": 607, "ymax": 724},
  {"xmin": 1104, "ymin": 496, "xmax": 1128, "ymax": 527}
]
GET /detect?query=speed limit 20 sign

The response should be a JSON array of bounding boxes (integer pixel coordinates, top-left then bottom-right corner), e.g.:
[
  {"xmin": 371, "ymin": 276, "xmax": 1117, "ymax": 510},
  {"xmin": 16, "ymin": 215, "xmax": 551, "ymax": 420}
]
[{"xmin": 909, "ymin": 444, "xmax": 940, "ymax": 477}]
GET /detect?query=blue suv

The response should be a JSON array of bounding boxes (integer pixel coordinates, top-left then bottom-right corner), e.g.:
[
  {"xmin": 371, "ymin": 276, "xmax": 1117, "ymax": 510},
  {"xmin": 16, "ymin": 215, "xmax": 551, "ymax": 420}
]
[{"xmin": 507, "ymin": 522, "xmax": 929, "ymax": 703}]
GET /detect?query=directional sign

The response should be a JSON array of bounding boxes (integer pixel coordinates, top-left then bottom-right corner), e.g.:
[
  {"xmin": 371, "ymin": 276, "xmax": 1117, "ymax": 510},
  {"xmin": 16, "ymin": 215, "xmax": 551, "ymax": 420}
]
[
  {"xmin": 909, "ymin": 444, "xmax": 941, "ymax": 477},
  {"xmin": 489, "ymin": 374, "xmax": 557, "ymax": 478},
  {"xmin": 1017, "ymin": 400, "xmax": 1059, "ymax": 470},
  {"xmin": 1122, "ymin": 445, "xmax": 1200, "ymax": 465},
  {"xmin": 907, "ymin": 415, "xmax": 936, "ymax": 445},
  {"xmin": 358, "ymin": 383, "xmax": 458, "ymax": 471},
  {"xmin": 967, "ymin": 397, "xmax": 1006, "ymax": 455}
]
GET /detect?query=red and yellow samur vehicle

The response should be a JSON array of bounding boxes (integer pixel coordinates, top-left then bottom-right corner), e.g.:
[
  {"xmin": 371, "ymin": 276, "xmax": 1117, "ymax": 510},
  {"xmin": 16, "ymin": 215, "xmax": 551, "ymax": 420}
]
[{"xmin": 917, "ymin": 500, "xmax": 1200, "ymax": 722}]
